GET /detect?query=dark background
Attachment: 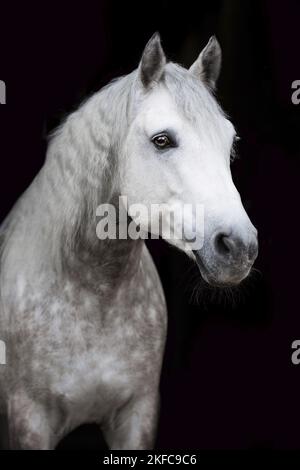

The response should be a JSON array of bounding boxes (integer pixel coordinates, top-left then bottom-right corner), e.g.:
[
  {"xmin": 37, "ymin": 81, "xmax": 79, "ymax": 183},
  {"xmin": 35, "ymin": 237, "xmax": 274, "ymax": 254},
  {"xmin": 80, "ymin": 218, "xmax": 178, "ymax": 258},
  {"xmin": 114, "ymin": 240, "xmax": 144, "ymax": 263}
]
[{"xmin": 0, "ymin": 0, "xmax": 300, "ymax": 449}]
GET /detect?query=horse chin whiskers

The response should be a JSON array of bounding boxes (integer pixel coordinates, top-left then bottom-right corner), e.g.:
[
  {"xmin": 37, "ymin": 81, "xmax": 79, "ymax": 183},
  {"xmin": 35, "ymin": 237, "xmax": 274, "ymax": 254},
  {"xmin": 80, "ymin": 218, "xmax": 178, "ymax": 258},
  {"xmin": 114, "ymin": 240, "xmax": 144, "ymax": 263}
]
[{"xmin": 183, "ymin": 257, "xmax": 259, "ymax": 309}]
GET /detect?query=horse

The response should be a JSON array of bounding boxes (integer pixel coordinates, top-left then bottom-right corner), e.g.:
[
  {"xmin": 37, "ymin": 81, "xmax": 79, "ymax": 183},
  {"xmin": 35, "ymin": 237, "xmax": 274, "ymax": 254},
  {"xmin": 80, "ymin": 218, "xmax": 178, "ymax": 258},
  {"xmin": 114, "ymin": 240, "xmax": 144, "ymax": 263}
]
[{"xmin": 0, "ymin": 33, "xmax": 258, "ymax": 449}]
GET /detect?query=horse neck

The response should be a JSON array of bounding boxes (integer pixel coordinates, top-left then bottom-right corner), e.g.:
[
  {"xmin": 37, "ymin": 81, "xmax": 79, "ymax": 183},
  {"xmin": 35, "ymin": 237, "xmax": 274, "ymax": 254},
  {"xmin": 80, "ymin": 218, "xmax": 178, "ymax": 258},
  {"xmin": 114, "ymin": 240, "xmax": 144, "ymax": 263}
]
[{"xmin": 35, "ymin": 75, "xmax": 143, "ymax": 281}]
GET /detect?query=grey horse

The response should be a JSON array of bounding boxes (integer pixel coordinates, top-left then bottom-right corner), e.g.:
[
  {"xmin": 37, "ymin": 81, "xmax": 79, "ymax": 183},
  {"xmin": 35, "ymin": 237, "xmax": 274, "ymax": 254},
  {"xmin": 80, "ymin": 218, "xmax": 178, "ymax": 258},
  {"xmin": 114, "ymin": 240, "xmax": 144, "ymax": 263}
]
[{"xmin": 0, "ymin": 33, "xmax": 258, "ymax": 449}]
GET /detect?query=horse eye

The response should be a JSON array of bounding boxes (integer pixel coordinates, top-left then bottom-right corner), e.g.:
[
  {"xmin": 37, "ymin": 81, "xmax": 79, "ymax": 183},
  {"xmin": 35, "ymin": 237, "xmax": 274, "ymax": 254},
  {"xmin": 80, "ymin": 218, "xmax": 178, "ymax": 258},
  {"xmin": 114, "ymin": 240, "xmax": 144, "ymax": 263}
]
[{"xmin": 151, "ymin": 133, "xmax": 172, "ymax": 150}]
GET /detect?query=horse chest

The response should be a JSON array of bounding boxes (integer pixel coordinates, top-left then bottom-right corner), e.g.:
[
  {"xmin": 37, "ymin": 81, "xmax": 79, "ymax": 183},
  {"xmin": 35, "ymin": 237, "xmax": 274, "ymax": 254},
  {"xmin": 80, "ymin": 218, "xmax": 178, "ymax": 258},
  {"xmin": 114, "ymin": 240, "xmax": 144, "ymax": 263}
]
[
  {"xmin": 45, "ymin": 279, "xmax": 166, "ymax": 424},
  {"xmin": 48, "ymin": 323, "xmax": 163, "ymax": 429}
]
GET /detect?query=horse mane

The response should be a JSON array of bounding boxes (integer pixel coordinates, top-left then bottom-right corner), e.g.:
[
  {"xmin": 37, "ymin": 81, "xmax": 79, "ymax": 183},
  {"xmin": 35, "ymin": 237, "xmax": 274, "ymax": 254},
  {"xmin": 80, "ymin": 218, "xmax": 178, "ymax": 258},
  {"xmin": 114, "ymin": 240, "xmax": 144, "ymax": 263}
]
[{"xmin": 0, "ymin": 72, "xmax": 136, "ymax": 271}]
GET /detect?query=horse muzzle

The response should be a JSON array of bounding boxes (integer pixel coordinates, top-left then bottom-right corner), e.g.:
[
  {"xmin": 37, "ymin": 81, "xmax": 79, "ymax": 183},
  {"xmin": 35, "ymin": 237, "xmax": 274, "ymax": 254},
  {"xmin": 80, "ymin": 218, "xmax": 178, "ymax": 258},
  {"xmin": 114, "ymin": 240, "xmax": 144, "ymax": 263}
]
[{"xmin": 193, "ymin": 226, "xmax": 258, "ymax": 287}]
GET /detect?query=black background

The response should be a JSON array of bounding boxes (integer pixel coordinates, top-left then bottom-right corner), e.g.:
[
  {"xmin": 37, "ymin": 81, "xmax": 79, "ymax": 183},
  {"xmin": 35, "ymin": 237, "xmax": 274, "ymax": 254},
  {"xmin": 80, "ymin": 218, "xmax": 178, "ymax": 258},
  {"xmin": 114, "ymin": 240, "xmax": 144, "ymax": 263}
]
[{"xmin": 0, "ymin": 0, "xmax": 300, "ymax": 450}]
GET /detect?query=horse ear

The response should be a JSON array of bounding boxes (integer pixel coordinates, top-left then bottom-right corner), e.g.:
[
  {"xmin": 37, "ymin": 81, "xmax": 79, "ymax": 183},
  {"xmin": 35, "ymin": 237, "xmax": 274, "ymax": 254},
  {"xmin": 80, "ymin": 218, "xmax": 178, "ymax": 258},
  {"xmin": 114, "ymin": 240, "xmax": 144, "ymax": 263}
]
[
  {"xmin": 139, "ymin": 33, "xmax": 166, "ymax": 88},
  {"xmin": 189, "ymin": 36, "xmax": 222, "ymax": 90}
]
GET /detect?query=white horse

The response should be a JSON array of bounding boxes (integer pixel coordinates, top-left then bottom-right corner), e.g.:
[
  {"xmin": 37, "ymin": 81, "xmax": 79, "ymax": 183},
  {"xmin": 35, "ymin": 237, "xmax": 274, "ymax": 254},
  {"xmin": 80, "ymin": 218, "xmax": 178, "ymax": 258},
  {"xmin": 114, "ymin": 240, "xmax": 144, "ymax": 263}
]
[{"xmin": 0, "ymin": 33, "xmax": 258, "ymax": 449}]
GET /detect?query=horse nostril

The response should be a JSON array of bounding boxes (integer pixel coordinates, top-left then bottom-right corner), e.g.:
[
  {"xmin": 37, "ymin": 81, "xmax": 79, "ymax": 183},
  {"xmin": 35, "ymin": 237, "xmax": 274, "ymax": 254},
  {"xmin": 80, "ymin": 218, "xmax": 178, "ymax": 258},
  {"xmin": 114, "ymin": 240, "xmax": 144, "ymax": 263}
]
[
  {"xmin": 214, "ymin": 233, "xmax": 233, "ymax": 257},
  {"xmin": 214, "ymin": 231, "xmax": 258, "ymax": 263}
]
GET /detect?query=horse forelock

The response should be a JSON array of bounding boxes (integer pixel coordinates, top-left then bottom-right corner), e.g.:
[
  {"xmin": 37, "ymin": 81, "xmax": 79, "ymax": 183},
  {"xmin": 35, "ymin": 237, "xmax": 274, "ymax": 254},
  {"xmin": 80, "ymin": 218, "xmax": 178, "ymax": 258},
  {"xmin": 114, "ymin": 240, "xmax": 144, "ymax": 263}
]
[{"xmin": 162, "ymin": 63, "xmax": 230, "ymax": 138}]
